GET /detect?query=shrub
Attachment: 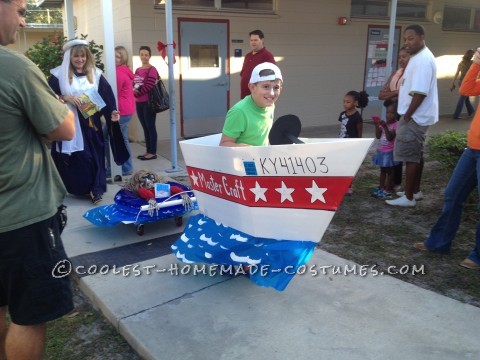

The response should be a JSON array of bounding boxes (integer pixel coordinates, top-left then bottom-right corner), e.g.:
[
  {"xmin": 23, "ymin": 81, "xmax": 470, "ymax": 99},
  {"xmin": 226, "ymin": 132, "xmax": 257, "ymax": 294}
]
[
  {"xmin": 427, "ymin": 130, "xmax": 467, "ymax": 170},
  {"xmin": 25, "ymin": 33, "xmax": 104, "ymax": 79}
]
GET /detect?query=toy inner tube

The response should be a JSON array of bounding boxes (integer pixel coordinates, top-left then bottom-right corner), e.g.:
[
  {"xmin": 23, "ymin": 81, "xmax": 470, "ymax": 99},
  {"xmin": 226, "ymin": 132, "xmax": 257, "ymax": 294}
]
[{"xmin": 268, "ymin": 114, "xmax": 304, "ymax": 145}]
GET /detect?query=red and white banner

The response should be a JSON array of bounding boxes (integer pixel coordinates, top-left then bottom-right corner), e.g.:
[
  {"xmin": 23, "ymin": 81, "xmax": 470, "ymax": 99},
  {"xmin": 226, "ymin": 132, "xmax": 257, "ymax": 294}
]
[{"xmin": 187, "ymin": 166, "xmax": 352, "ymax": 211}]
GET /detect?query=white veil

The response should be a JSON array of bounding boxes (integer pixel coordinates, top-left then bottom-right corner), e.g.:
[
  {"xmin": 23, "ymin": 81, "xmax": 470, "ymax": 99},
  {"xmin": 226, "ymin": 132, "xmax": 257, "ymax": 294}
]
[{"xmin": 50, "ymin": 39, "xmax": 92, "ymax": 155}]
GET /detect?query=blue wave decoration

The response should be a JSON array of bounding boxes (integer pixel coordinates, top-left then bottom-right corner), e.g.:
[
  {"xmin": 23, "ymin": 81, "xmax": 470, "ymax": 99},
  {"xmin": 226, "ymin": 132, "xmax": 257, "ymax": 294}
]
[{"xmin": 171, "ymin": 214, "xmax": 316, "ymax": 291}]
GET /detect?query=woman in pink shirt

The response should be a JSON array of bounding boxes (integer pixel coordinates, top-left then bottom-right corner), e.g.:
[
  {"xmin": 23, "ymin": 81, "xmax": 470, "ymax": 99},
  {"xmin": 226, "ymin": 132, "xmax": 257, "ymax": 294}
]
[
  {"xmin": 133, "ymin": 46, "xmax": 159, "ymax": 160},
  {"xmin": 105, "ymin": 46, "xmax": 135, "ymax": 177}
]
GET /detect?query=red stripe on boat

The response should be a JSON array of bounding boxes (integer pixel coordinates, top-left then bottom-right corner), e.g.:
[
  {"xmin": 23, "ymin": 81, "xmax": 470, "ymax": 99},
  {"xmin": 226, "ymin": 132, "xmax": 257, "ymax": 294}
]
[{"xmin": 186, "ymin": 166, "xmax": 352, "ymax": 211}]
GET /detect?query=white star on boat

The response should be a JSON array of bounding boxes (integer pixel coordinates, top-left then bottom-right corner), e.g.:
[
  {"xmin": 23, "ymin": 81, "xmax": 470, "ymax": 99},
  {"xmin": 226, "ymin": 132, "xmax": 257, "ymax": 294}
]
[
  {"xmin": 249, "ymin": 181, "xmax": 268, "ymax": 202},
  {"xmin": 306, "ymin": 180, "xmax": 327, "ymax": 203},
  {"xmin": 275, "ymin": 181, "xmax": 294, "ymax": 203},
  {"xmin": 189, "ymin": 171, "xmax": 199, "ymax": 186}
]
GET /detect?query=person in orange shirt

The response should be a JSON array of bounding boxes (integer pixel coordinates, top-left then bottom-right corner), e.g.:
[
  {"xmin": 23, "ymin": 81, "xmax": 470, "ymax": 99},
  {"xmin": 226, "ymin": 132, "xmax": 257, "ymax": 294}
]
[{"xmin": 414, "ymin": 47, "xmax": 480, "ymax": 270}]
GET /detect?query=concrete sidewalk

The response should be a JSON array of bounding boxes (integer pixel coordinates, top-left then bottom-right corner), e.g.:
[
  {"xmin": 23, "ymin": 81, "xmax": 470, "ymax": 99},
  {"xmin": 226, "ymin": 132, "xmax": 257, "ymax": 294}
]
[{"xmin": 62, "ymin": 115, "xmax": 480, "ymax": 360}]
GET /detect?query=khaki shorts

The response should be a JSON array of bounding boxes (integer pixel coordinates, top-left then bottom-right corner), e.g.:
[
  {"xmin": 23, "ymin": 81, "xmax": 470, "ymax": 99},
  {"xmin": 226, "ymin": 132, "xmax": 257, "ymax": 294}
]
[{"xmin": 394, "ymin": 117, "xmax": 429, "ymax": 164}]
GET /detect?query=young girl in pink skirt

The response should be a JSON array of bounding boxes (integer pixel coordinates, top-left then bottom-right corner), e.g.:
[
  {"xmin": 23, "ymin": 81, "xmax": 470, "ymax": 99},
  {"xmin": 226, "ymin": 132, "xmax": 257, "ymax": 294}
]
[{"xmin": 372, "ymin": 99, "xmax": 400, "ymax": 199}]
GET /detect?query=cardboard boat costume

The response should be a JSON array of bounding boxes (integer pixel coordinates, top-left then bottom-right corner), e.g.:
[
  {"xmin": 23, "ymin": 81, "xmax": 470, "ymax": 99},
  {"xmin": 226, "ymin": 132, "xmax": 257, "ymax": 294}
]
[{"xmin": 172, "ymin": 115, "xmax": 373, "ymax": 291}]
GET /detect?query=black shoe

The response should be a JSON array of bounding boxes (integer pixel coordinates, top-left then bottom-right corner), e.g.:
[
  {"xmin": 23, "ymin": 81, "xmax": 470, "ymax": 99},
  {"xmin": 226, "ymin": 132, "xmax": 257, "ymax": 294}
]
[
  {"xmin": 114, "ymin": 175, "xmax": 122, "ymax": 182},
  {"xmin": 90, "ymin": 193, "xmax": 103, "ymax": 205},
  {"xmin": 137, "ymin": 155, "xmax": 145, "ymax": 159},
  {"xmin": 139, "ymin": 155, "xmax": 158, "ymax": 161}
]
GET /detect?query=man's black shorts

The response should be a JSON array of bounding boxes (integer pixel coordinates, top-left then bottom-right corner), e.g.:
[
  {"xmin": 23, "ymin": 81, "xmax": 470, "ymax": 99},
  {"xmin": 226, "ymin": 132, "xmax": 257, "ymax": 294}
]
[{"xmin": 0, "ymin": 210, "xmax": 73, "ymax": 325}]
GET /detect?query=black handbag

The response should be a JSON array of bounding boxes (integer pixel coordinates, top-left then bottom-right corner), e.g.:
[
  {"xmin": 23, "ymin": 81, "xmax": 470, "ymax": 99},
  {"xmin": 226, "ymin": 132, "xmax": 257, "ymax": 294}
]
[{"xmin": 147, "ymin": 67, "xmax": 169, "ymax": 113}]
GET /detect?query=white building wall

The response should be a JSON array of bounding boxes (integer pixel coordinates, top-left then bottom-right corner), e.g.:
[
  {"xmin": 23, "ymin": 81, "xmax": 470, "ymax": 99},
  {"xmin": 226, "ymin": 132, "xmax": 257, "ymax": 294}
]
[
  {"xmin": 72, "ymin": 0, "xmax": 480, "ymax": 140},
  {"xmin": 71, "ymin": 0, "xmax": 133, "ymax": 66},
  {"xmin": 7, "ymin": 28, "xmax": 62, "ymax": 54},
  {"xmin": 72, "ymin": 0, "xmax": 104, "ymax": 44}
]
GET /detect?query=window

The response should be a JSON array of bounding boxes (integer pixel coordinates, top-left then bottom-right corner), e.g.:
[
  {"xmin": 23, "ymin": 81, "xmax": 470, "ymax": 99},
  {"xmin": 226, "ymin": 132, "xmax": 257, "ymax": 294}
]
[
  {"xmin": 169, "ymin": 0, "xmax": 214, "ymax": 8},
  {"xmin": 351, "ymin": 0, "xmax": 428, "ymax": 20},
  {"xmin": 156, "ymin": 0, "xmax": 275, "ymax": 13},
  {"xmin": 190, "ymin": 45, "xmax": 219, "ymax": 68},
  {"xmin": 221, "ymin": 0, "xmax": 273, "ymax": 11},
  {"xmin": 443, "ymin": 6, "xmax": 480, "ymax": 32},
  {"xmin": 351, "ymin": 1, "xmax": 388, "ymax": 17},
  {"xmin": 475, "ymin": 10, "xmax": 480, "ymax": 31},
  {"xmin": 396, "ymin": 4, "xmax": 426, "ymax": 19}
]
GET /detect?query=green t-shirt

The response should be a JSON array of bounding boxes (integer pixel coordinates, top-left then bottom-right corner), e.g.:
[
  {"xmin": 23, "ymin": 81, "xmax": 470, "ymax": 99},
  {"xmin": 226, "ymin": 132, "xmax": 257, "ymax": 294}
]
[
  {"xmin": 0, "ymin": 47, "xmax": 69, "ymax": 232},
  {"xmin": 222, "ymin": 95, "xmax": 274, "ymax": 146}
]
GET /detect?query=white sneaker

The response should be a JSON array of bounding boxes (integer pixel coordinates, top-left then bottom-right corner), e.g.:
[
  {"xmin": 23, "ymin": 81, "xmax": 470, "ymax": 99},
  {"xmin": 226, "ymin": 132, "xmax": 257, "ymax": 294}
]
[
  {"xmin": 385, "ymin": 195, "xmax": 416, "ymax": 207},
  {"xmin": 396, "ymin": 191, "xmax": 424, "ymax": 200}
]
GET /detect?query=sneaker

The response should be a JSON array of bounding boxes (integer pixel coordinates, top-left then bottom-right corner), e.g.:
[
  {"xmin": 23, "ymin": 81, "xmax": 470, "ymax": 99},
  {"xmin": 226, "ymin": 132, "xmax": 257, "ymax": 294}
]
[
  {"xmin": 459, "ymin": 258, "xmax": 480, "ymax": 270},
  {"xmin": 371, "ymin": 186, "xmax": 381, "ymax": 197},
  {"xmin": 396, "ymin": 191, "xmax": 423, "ymax": 201},
  {"xmin": 385, "ymin": 195, "xmax": 416, "ymax": 207},
  {"xmin": 375, "ymin": 190, "xmax": 392, "ymax": 199}
]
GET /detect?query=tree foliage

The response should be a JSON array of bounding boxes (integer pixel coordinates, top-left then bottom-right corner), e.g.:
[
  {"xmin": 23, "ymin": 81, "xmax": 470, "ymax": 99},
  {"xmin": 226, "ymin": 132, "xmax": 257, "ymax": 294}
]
[{"xmin": 26, "ymin": 3, "xmax": 63, "ymax": 25}]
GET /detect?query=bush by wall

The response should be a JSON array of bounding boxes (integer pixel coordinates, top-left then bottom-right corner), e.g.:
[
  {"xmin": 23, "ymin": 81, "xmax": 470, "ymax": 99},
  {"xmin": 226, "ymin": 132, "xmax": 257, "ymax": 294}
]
[
  {"xmin": 25, "ymin": 33, "xmax": 104, "ymax": 79},
  {"xmin": 427, "ymin": 130, "xmax": 467, "ymax": 170}
]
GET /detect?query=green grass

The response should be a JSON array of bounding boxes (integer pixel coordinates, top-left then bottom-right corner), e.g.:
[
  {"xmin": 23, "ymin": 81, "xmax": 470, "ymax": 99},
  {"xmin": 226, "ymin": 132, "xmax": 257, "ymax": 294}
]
[
  {"xmin": 44, "ymin": 282, "xmax": 140, "ymax": 360},
  {"xmin": 320, "ymin": 152, "xmax": 480, "ymax": 307}
]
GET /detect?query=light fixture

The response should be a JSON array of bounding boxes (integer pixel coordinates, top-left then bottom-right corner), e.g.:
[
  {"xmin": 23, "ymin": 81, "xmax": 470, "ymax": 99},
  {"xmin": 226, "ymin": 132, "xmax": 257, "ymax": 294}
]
[{"xmin": 338, "ymin": 17, "xmax": 348, "ymax": 25}]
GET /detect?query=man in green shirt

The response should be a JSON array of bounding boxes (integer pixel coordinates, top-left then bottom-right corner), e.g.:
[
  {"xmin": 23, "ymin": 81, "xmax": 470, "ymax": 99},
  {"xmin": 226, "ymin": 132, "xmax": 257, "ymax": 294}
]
[
  {"xmin": 220, "ymin": 62, "xmax": 283, "ymax": 147},
  {"xmin": 0, "ymin": 1, "xmax": 75, "ymax": 359}
]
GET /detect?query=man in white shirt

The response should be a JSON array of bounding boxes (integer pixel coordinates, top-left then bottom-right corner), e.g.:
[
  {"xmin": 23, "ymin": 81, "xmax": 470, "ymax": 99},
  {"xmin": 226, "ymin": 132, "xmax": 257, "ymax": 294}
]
[{"xmin": 386, "ymin": 24, "xmax": 439, "ymax": 207}]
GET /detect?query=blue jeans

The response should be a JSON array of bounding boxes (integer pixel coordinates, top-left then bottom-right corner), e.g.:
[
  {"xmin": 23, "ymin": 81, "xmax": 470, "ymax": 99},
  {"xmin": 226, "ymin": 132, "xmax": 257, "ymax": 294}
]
[
  {"xmin": 104, "ymin": 115, "xmax": 133, "ymax": 176},
  {"xmin": 136, "ymin": 101, "xmax": 157, "ymax": 154},
  {"xmin": 425, "ymin": 148, "xmax": 480, "ymax": 265},
  {"xmin": 453, "ymin": 95, "xmax": 475, "ymax": 118}
]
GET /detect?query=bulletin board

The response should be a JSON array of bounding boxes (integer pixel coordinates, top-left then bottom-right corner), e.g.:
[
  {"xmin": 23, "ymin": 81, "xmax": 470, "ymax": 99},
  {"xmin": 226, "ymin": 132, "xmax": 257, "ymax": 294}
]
[{"xmin": 363, "ymin": 25, "xmax": 401, "ymax": 104}]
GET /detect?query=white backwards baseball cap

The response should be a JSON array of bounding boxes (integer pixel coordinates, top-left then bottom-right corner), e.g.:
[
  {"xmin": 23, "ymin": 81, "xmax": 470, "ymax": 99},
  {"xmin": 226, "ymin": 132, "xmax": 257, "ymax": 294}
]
[{"xmin": 249, "ymin": 62, "xmax": 283, "ymax": 84}]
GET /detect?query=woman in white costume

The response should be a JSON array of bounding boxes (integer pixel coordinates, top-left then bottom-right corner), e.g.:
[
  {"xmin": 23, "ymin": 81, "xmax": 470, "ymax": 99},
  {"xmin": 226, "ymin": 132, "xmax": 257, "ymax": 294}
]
[{"xmin": 49, "ymin": 39, "xmax": 128, "ymax": 204}]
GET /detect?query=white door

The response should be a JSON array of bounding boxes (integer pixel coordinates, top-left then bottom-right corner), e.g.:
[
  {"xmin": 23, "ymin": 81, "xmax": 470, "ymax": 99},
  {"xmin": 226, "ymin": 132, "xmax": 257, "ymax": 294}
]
[{"xmin": 179, "ymin": 20, "xmax": 229, "ymax": 138}]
